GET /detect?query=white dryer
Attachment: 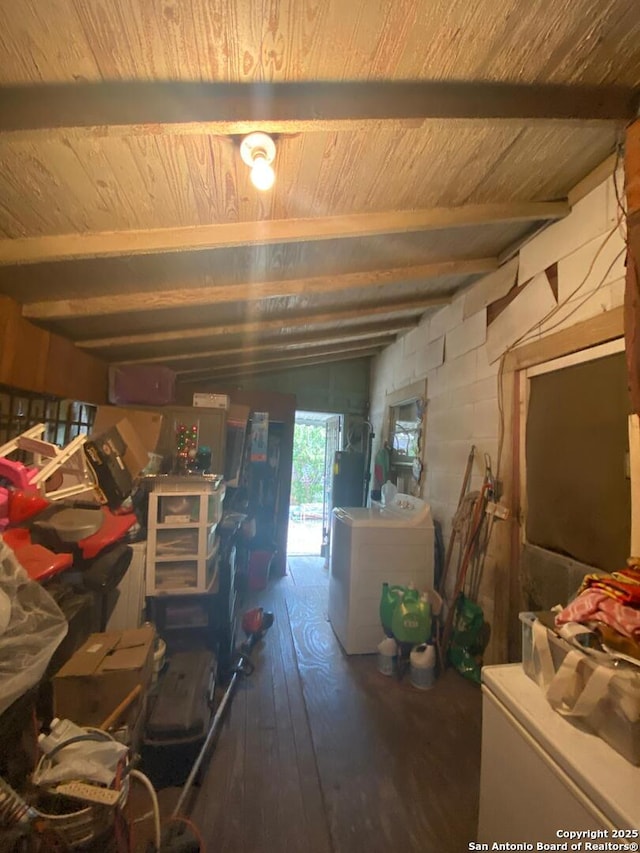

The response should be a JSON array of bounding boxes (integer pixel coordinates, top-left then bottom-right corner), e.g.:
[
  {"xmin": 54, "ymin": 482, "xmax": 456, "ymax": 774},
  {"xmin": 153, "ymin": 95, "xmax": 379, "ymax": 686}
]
[{"xmin": 328, "ymin": 493, "xmax": 434, "ymax": 655}]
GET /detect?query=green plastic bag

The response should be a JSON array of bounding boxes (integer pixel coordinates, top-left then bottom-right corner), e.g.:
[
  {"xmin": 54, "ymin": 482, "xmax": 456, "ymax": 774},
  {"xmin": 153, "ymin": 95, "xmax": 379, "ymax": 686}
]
[{"xmin": 447, "ymin": 594, "xmax": 489, "ymax": 684}]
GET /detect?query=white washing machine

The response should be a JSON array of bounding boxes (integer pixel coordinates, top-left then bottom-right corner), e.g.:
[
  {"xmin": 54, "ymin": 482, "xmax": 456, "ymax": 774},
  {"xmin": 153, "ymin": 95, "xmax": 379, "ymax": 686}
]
[
  {"xmin": 478, "ymin": 664, "xmax": 640, "ymax": 841},
  {"xmin": 328, "ymin": 493, "xmax": 434, "ymax": 655}
]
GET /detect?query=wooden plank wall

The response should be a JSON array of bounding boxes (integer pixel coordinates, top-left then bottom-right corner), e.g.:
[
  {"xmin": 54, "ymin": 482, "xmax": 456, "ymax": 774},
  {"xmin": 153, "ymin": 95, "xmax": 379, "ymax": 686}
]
[{"xmin": 0, "ymin": 294, "xmax": 108, "ymax": 403}]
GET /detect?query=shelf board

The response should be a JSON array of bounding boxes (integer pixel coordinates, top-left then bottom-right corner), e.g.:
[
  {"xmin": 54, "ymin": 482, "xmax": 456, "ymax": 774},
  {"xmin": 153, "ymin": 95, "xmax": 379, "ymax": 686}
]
[
  {"xmin": 150, "ymin": 585, "xmax": 206, "ymax": 596},
  {"xmin": 150, "ymin": 565, "xmax": 220, "ymax": 597},
  {"xmin": 156, "ymin": 521, "xmax": 218, "ymax": 529},
  {"xmin": 154, "ymin": 554, "xmax": 199, "ymax": 562}
]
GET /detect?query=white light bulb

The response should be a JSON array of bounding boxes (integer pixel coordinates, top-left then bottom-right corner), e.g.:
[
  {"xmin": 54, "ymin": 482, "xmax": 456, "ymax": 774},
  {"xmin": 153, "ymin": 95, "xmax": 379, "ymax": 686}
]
[{"xmin": 250, "ymin": 156, "xmax": 275, "ymax": 191}]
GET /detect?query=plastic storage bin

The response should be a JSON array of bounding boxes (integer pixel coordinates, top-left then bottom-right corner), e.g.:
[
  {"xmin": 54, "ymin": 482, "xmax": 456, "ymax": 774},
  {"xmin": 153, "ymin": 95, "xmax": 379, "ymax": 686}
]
[
  {"xmin": 151, "ymin": 538, "xmax": 219, "ymax": 593},
  {"xmin": 108, "ymin": 364, "xmax": 176, "ymax": 406},
  {"xmin": 247, "ymin": 550, "xmax": 274, "ymax": 591},
  {"xmin": 146, "ymin": 477, "xmax": 225, "ymax": 595},
  {"xmin": 520, "ymin": 612, "xmax": 640, "ymax": 764}
]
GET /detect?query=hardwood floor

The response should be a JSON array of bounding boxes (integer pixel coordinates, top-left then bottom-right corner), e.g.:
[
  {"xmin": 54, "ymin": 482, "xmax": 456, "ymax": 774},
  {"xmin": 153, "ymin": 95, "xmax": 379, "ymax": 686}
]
[{"xmin": 191, "ymin": 556, "xmax": 482, "ymax": 853}]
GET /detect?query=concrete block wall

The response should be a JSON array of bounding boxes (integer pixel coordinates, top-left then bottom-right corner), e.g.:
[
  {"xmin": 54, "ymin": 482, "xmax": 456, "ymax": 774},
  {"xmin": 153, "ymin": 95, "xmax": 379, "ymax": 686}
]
[{"xmin": 368, "ymin": 171, "xmax": 626, "ymax": 661}]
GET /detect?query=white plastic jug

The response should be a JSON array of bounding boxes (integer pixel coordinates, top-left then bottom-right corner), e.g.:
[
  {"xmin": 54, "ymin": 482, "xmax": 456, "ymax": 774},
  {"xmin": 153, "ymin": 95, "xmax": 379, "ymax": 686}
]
[
  {"xmin": 377, "ymin": 636, "xmax": 398, "ymax": 676},
  {"xmin": 38, "ymin": 718, "xmax": 86, "ymax": 755},
  {"xmin": 410, "ymin": 643, "xmax": 436, "ymax": 690},
  {"xmin": 381, "ymin": 481, "xmax": 397, "ymax": 506},
  {"xmin": 35, "ymin": 719, "xmax": 128, "ymax": 787}
]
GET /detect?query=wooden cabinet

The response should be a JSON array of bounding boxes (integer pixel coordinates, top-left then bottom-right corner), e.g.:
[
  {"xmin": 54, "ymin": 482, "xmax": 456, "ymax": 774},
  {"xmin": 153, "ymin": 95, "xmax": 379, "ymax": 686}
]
[{"xmin": 0, "ymin": 294, "xmax": 108, "ymax": 403}]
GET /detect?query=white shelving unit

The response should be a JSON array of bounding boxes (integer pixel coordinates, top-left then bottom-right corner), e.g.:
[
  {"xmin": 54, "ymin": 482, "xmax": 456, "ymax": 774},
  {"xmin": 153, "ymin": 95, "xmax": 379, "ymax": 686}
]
[{"xmin": 145, "ymin": 476, "xmax": 225, "ymax": 596}]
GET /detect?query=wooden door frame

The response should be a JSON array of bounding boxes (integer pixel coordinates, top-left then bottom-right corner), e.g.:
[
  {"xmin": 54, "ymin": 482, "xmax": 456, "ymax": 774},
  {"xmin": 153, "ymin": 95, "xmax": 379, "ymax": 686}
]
[{"xmin": 497, "ymin": 307, "xmax": 624, "ymax": 660}]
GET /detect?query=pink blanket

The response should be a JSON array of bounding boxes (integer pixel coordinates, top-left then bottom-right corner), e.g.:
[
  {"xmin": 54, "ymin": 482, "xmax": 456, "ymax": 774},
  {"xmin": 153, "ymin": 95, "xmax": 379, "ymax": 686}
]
[{"xmin": 556, "ymin": 589, "xmax": 640, "ymax": 640}]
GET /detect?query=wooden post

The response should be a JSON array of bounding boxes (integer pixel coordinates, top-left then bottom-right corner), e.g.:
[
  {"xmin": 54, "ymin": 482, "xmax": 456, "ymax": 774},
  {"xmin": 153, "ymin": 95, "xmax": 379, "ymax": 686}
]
[
  {"xmin": 626, "ymin": 121, "xmax": 640, "ymax": 217},
  {"xmin": 629, "ymin": 415, "xmax": 640, "ymax": 558},
  {"xmin": 626, "ymin": 121, "xmax": 640, "ymax": 558},
  {"xmin": 625, "ymin": 121, "xmax": 640, "ymax": 412}
]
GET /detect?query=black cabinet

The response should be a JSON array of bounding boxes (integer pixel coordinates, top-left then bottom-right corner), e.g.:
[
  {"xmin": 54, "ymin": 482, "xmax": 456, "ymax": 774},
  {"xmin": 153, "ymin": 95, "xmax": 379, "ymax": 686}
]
[{"xmin": 332, "ymin": 450, "xmax": 365, "ymax": 509}]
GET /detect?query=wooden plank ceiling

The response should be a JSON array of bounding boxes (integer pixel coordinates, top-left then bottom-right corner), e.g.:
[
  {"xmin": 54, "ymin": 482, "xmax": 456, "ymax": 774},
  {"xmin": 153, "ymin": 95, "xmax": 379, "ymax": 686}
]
[{"xmin": 0, "ymin": 0, "xmax": 639, "ymax": 384}]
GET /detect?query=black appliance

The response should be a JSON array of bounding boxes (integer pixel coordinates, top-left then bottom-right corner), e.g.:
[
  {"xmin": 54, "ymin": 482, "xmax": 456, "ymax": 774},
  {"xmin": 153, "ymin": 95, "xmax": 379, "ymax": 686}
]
[{"xmin": 331, "ymin": 451, "xmax": 365, "ymax": 510}]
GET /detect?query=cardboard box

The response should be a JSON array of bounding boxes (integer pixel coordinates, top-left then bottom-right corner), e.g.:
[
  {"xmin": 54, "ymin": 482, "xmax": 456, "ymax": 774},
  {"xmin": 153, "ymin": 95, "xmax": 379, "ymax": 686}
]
[
  {"xmin": 193, "ymin": 393, "xmax": 230, "ymax": 410},
  {"xmin": 93, "ymin": 404, "xmax": 225, "ymax": 475},
  {"xmin": 92, "ymin": 406, "xmax": 164, "ymax": 472},
  {"xmin": 225, "ymin": 404, "xmax": 250, "ymax": 486},
  {"xmin": 84, "ymin": 424, "xmax": 133, "ymax": 508},
  {"xmin": 53, "ymin": 625, "xmax": 155, "ymax": 727}
]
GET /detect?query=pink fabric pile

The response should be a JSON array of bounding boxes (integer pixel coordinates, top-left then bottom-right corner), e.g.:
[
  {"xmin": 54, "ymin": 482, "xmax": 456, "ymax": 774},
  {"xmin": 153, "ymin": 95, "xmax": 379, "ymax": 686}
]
[{"xmin": 556, "ymin": 588, "xmax": 640, "ymax": 640}]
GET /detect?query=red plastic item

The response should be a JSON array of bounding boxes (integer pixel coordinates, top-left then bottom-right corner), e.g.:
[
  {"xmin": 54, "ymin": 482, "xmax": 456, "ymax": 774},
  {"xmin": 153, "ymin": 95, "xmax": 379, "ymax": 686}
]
[
  {"xmin": 247, "ymin": 550, "xmax": 274, "ymax": 592},
  {"xmin": 77, "ymin": 507, "xmax": 137, "ymax": 559},
  {"xmin": 2, "ymin": 527, "xmax": 30, "ymax": 550},
  {"xmin": 0, "ymin": 489, "xmax": 8, "ymax": 526},
  {"xmin": 8, "ymin": 489, "xmax": 51, "ymax": 525},
  {"xmin": 15, "ymin": 545, "xmax": 73, "ymax": 582},
  {"xmin": 2, "ymin": 529, "xmax": 73, "ymax": 582},
  {"xmin": 241, "ymin": 607, "xmax": 266, "ymax": 636}
]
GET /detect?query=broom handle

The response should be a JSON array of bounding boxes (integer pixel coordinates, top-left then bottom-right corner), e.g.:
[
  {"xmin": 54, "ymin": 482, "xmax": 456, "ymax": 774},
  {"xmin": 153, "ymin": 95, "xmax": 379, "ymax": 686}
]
[
  {"xmin": 438, "ymin": 445, "xmax": 475, "ymax": 596},
  {"xmin": 100, "ymin": 684, "xmax": 142, "ymax": 731},
  {"xmin": 440, "ymin": 479, "xmax": 490, "ymax": 659}
]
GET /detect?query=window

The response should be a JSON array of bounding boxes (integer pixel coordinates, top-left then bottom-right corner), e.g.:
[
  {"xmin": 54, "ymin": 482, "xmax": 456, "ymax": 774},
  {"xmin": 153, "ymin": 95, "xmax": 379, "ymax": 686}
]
[
  {"xmin": 384, "ymin": 380, "xmax": 427, "ymax": 491},
  {"xmin": 0, "ymin": 387, "xmax": 96, "ymax": 451},
  {"xmin": 389, "ymin": 399, "xmax": 422, "ymax": 464}
]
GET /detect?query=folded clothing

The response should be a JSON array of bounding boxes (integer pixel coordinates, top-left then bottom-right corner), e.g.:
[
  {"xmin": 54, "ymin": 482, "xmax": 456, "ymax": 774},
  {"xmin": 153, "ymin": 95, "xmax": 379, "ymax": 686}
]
[
  {"xmin": 578, "ymin": 564, "xmax": 640, "ymax": 606},
  {"xmin": 556, "ymin": 588, "xmax": 640, "ymax": 640}
]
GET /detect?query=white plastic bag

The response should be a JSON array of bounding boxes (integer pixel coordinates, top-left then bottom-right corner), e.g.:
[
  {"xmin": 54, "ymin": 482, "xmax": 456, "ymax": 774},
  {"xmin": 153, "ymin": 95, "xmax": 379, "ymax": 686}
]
[
  {"xmin": 531, "ymin": 618, "xmax": 640, "ymax": 763},
  {"xmin": 0, "ymin": 540, "xmax": 68, "ymax": 715},
  {"xmin": 33, "ymin": 718, "xmax": 128, "ymax": 786}
]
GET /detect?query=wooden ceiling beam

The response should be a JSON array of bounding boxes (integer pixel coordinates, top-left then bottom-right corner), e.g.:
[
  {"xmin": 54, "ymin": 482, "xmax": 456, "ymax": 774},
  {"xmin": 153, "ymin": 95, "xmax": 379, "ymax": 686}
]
[
  {"xmin": 22, "ymin": 258, "xmax": 493, "ymax": 320},
  {"xmin": 567, "ymin": 151, "xmax": 619, "ymax": 207},
  {"xmin": 116, "ymin": 322, "xmax": 412, "ymax": 365},
  {"xmin": 175, "ymin": 340, "xmax": 386, "ymax": 375},
  {"xmin": 0, "ymin": 204, "xmax": 568, "ymax": 266},
  {"xmin": 78, "ymin": 296, "xmax": 445, "ymax": 350},
  {"xmin": 177, "ymin": 348, "xmax": 383, "ymax": 383},
  {"xmin": 0, "ymin": 81, "xmax": 636, "ymax": 141}
]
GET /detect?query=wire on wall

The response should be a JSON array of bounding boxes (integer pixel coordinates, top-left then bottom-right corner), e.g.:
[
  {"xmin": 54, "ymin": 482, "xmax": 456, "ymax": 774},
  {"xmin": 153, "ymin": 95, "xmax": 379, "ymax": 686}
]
[{"xmin": 495, "ymin": 144, "xmax": 628, "ymax": 484}]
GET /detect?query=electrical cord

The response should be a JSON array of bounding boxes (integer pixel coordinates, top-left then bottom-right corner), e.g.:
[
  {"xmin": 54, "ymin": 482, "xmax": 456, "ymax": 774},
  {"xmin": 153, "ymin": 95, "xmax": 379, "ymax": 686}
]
[
  {"xmin": 37, "ymin": 730, "xmax": 114, "ymax": 764},
  {"xmin": 499, "ymin": 140, "xmax": 624, "ymax": 387},
  {"xmin": 495, "ymin": 172, "xmax": 627, "ymax": 482},
  {"xmin": 129, "ymin": 769, "xmax": 161, "ymax": 851},
  {"xmin": 166, "ymin": 814, "xmax": 207, "ymax": 853},
  {"xmin": 613, "ymin": 132, "xmax": 627, "ymax": 231},
  {"xmin": 465, "ymin": 149, "xmax": 631, "ymax": 609}
]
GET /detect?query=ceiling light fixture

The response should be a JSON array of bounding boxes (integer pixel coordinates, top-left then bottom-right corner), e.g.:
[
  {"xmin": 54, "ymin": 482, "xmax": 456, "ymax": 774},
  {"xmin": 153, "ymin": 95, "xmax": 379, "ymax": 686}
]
[{"xmin": 240, "ymin": 132, "xmax": 276, "ymax": 191}]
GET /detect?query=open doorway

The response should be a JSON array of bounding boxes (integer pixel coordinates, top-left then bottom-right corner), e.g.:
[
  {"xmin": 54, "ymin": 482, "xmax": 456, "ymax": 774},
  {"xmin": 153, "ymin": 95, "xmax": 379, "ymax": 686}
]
[{"xmin": 288, "ymin": 411, "xmax": 341, "ymax": 556}]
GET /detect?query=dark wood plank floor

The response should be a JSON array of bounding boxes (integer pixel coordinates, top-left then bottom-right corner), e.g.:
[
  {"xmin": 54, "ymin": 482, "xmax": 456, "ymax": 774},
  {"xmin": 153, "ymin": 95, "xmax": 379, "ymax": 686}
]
[{"xmin": 191, "ymin": 556, "xmax": 482, "ymax": 853}]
